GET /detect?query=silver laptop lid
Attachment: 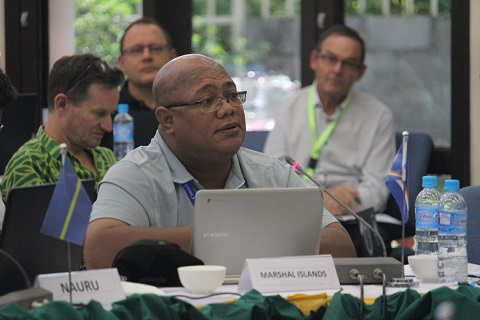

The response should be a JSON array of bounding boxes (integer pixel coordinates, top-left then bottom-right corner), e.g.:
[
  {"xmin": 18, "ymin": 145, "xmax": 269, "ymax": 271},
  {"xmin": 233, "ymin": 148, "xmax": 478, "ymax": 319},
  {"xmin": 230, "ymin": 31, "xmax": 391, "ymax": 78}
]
[{"xmin": 191, "ymin": 187, "xmax": 323, "ymax": 279}]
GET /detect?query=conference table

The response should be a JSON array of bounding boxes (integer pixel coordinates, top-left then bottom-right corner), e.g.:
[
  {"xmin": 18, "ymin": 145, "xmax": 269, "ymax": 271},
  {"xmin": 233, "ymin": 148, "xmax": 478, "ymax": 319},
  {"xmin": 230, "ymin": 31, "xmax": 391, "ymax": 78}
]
[{"xmin": 1, "ymin": 269, "xmax": 480, "ymax": 320}]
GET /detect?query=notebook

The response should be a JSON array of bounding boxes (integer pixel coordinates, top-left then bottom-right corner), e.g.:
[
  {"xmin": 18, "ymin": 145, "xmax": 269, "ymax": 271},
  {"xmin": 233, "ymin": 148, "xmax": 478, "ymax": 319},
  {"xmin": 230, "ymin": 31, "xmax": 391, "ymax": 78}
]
[
  {"xmin": 191, "ymin": 187, "xmax": 324, "ymax": 283},
  {"xmin": 0, "ymin": 180, "xmax": 96, "ymax": 296}
]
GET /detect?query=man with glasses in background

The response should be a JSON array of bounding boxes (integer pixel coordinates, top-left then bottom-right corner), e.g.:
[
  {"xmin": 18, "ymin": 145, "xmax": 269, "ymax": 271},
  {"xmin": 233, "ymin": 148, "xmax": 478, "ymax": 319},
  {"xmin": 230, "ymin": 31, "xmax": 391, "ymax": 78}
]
[
  {"xmin": 101, "ymin": 17, "xmax": 177, "ymax": 149},
  {"xmin": 1, "ymin": 54, "xmax": 124, "ymax": 202},
  {"xmin": 264, "ymin": 24, "xmax": 395, "ymax": 256},
  {"xmin": 84, "ymin": 54, "xmax": 356, "ymax": 269}
]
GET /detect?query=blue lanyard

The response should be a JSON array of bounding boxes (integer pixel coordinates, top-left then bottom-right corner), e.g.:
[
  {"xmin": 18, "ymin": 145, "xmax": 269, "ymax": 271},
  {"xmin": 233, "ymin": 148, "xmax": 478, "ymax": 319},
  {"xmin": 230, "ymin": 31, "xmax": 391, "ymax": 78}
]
[{"xmin": 182, "ymin": 181, "xmax": 197, "ymax": 205}]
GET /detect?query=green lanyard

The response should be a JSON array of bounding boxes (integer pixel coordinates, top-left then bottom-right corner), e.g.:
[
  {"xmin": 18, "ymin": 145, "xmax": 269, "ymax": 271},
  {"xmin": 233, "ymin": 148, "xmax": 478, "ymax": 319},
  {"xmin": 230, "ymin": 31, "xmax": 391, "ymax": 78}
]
[{"xmin": 307, "ymin": 86, "xmax": 352, "ymax": 176}]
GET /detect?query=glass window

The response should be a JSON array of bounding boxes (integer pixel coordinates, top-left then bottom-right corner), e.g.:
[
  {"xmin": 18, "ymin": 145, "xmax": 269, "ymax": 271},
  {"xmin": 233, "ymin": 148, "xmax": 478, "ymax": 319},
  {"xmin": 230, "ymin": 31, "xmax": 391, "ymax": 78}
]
[
  {"xmin": 74, "ymin": 0, "xmax": 142, "ymax": 65},
  {"xmin": 192, "ymin": 0, "xmax": 301, "ymax": 131},
  {"xmin": 345, "ymin": 0, "xmax": 451, "ymax": 147}
]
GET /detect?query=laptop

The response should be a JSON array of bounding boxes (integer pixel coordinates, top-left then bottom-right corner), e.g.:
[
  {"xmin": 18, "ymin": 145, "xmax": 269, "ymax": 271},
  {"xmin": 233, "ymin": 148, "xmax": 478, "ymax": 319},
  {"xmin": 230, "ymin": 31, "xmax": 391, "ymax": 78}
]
[
  {"xmin": 191, "ymin": 187, "xmax": 324, "ymax": 283},
  {"xmin": 0, "ymin": 180, "xmax": 96, "ymax": 296}
]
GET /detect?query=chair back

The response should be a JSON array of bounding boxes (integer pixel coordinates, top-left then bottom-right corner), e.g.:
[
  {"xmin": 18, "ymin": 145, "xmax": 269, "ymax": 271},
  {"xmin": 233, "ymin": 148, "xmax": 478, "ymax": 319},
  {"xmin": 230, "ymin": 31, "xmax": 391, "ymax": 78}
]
[
  {"xmin": 242, "ymin": 130, "xmax": 269, "ymax": 152},
  {"xmin": 458, "ymin": 185, "xmax": 480, "ymax": 264},
  {"xmin": 384, "ymin": 131, "xmax": 434, "ymax": 239}
]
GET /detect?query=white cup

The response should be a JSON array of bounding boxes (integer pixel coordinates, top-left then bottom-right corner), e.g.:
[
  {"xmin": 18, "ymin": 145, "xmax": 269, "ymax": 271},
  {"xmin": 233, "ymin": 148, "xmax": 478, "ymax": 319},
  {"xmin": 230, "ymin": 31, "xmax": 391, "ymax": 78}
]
[{"xmin": 177, "ymin": 265, "xmax": 226, "ymax": 294}]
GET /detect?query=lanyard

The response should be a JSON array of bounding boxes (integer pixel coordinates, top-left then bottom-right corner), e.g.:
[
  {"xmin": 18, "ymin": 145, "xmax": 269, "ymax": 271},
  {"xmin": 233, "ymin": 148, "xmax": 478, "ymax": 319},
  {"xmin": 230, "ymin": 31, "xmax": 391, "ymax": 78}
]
[
  {"xmin": 182, "ymin": 181, "xmax": 197, "ymax": 205},
  {"xmin": 307, "ymin": 86, "xmax": 352, "ymax": 175}
]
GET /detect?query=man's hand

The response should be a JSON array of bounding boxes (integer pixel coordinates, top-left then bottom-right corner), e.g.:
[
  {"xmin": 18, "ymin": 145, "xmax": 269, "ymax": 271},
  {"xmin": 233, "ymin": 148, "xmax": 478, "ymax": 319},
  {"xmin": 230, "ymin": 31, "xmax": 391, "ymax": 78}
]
[{"xmin": 323, "ymin": 185, "xmax": 361, "ymax": 216}]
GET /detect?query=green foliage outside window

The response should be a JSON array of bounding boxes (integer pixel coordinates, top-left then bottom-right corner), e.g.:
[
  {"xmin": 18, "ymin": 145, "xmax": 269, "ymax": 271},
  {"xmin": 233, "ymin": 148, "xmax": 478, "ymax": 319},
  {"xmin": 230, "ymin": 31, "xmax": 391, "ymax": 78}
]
[
  {"xmin": 346, "ymin": 0, "xmax": 451, "ymax": 16},
  {"xmin": 75, "ymin": 0, "xmax": 140, "ymax": 65},
  {"xmin": 74, "ymin": 0, "xmax": 450, "ymax": 69}
]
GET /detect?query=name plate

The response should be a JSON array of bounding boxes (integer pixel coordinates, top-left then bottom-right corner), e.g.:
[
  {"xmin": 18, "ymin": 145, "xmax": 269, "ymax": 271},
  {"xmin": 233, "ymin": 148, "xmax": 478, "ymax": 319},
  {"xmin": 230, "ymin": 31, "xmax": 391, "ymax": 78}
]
[
  {"xmin": 34, "ymin": 268, "xmax": 125, "ymax": 309},
  {"xmin": 238, "ymin": 255, "xmax": 340, "ymax": 293}
]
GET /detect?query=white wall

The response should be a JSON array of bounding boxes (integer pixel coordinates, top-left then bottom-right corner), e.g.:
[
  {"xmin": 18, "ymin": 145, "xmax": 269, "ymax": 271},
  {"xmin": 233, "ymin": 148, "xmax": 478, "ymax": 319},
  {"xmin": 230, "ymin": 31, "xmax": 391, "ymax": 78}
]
[
  {"xmin": 49, "ymin": 0, "xmax": 75, "ymax": 69},
  {"xmin": 471, "ymin": 1, "xmax": 480, "ymax": 185}
]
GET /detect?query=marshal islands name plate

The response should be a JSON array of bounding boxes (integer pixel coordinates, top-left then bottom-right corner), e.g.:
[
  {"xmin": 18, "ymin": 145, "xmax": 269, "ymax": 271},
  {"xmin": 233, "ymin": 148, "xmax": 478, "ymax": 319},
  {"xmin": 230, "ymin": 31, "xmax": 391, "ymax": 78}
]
[{"xmin": 238, "ymin": 255, "xmax": 340, "ymax": 293}]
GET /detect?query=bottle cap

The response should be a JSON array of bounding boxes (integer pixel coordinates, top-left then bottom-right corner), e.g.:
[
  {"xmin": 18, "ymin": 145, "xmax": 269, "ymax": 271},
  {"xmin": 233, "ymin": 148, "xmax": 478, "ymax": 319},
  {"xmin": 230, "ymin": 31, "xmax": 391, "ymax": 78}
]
[
  {"xmin": 422, "ymin": 176, "xmax": 437, "ymax": 188},
  {"xmin": 444, "ymin": 179, "xmax": 460, "ymax": 192},
  {"xmin": 118, "ymin": 104, "xmax": 129, "ymax": 113}
]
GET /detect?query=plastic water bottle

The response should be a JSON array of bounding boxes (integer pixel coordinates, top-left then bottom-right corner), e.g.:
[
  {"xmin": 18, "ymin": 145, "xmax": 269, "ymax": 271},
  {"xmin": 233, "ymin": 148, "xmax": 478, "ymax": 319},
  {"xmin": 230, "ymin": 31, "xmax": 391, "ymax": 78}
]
[
  {"xmin": 437, "ymin": 179, "xmax": 468, "ymax": 283},
  {"xmin": 414, "ymin": 176, "xmax": 442, "ymax": 255},
  {"xmin": 113, "ymin": 104, "xmax": 134, "ymax": 159}
]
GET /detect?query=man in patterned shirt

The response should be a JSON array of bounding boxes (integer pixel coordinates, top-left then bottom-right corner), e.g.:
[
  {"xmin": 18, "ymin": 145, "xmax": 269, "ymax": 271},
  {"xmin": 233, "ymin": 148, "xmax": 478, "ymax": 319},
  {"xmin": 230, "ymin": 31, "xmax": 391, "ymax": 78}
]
[{"xmin": 1, "ymin": 54, "xmax": 124, "ymax": 202}]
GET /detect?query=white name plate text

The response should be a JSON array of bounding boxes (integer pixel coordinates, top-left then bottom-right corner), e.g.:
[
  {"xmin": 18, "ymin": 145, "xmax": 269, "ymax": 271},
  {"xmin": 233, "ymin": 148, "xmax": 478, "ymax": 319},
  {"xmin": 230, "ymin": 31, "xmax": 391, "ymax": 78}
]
[
  {"xmin": 238, "ymin": 255, "xmax": 340, "ymax": 293},
  {"xmin": 34, "ymin": 268, "xmax": 125, "ymax": 309}
]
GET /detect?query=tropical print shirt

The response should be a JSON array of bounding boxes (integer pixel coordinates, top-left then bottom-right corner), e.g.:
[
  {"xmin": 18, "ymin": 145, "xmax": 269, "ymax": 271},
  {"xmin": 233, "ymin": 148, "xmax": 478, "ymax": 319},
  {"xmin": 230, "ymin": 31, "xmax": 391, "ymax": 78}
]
[{"xmin": 1, "ymin": 126, "xmax": 117, "ymax": 202}]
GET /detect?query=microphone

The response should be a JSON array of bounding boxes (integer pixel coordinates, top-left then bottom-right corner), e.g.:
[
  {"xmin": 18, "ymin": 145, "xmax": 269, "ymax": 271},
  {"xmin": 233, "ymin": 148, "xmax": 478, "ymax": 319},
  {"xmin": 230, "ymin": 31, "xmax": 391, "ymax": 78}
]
[
  {"xmin": 286, "ymin": 156, "xmax": 407, "ymax": 285},
  {"xmin": 285, "ymin": 156, "xmax": 387, "ymax": 257}
]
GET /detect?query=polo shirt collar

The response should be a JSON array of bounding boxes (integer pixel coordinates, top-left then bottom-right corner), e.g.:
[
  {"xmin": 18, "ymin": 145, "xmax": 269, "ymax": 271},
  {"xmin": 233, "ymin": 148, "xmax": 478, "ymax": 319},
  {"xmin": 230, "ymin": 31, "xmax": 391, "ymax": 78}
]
[{"xmin": 155, "ymin": 132, "xmax": 245, "ymax": 189}]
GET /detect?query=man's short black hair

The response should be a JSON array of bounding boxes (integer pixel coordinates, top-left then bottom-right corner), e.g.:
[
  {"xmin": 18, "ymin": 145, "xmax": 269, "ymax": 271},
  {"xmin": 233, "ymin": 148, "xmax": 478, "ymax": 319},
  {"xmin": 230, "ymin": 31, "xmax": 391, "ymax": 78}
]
[
  {"xmin": 0, "ymin": 68, "xmax": 18, "ymax": 109},
  {"xmin": 47, "ymin": 53, "xmax": 124, "ymax": 109},
  {"xmin": 120, "ymin": 17, "xmax": 173, "ymax": 53},
  {"xmin": 315, "ymin": 24, "xmax": 366, "ymax": 63}
]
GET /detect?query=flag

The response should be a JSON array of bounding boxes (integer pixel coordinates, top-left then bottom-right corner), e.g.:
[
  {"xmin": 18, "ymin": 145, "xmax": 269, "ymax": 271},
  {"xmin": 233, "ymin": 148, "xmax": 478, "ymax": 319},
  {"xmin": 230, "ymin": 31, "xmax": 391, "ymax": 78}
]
[
  {"xmin": 386, "ymin": 143, "xmax": 409, "ymax": 223},
  {"xmin": 41, "ymin": 157, "xmax": 92, "ymax": 245}
]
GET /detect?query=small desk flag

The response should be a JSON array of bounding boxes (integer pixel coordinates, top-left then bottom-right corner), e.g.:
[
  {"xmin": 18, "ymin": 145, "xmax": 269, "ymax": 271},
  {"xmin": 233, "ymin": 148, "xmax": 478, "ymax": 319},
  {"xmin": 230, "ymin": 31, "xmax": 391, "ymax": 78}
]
[
  {"xmin": 41, "ymin": 157, "xmax": 92, "ymax": 245},
  {"xmin": 386, "ymin": 142, "xmax": 409, "ymax": 223}
]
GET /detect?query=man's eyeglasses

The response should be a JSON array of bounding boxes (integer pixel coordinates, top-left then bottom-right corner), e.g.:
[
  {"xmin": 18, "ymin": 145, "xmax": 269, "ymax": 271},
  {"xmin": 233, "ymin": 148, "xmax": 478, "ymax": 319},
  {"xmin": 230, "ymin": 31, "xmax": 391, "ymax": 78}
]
[
  {"xmin": 164, "ymin": 91, "xmax": 247, "ymax": 113},
  {"xmin": 64, "ymin": 60, "xmax": 111, "ymax": 94},
  {"xmin": 0, "ymin": 122, "xmax": 3, "ymax": 132},
  {"xmin": 122, "ymin": 44, "xmax": 171, "ymax": 57},
  {"xmin": 317, "ymin": 53, "xmax": 364, "ymax": 72}
]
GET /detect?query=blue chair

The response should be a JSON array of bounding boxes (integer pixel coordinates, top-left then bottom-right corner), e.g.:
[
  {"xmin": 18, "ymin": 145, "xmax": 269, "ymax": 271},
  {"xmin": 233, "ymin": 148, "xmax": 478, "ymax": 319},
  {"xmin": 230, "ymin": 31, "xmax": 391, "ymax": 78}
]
[
  {"xmin": 458, "ymin": 185, "xmax": 480, "ymax": 264},
  {"xmin": 382, "ymin": 131, "xmax": 434, "ymax": 240},
  {"xmin": 242, "ymin": 130, "xmax": 269, "ymax": 152}
]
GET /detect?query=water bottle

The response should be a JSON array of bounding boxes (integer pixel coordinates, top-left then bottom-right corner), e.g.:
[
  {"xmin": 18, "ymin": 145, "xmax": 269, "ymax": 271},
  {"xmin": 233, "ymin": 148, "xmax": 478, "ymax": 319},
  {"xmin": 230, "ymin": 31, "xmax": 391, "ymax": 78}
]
[
  {"xmin": 437, "ymin": 179, "xmax": 468, "ymax": 283},
  {"xmin": 414, "ymin": 176, "xmax": 442, "ymax": 255},
  {"xmin": 113, "ymin": 104, "xmax": 134, "ymax": 159}
]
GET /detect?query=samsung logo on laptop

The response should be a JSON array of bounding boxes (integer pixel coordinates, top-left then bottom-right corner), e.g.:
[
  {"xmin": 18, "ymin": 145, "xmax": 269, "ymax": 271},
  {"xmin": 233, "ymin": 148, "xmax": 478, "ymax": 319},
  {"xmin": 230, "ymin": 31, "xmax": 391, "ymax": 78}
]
[{"xmin": 203, "ymin": 232, "xmax": 229, "ymax": 238}]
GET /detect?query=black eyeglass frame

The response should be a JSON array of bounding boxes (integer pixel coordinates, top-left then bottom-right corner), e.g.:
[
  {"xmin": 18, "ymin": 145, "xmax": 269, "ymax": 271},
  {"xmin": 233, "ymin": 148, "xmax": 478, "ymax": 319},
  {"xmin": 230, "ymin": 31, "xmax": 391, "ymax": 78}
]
[
  {"xmin": 121, "ymin": 44, "xmax": 171, "ymax": 56},
  {"xmin": 163, "ymin": 91, "xmax": 247, "ymax": 113},
  {"xmin": 316, "ymin": 52, "xmax": 364, "ymax": 71},
  {"xmin": 63, "ymin": 60, "xmax": 109, "ymax": 94}
]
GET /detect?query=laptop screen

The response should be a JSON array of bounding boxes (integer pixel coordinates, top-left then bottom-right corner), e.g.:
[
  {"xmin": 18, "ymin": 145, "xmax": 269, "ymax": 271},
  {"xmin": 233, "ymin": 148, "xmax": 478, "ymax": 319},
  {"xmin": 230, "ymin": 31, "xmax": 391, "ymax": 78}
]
[
  {"xmin": 0, "ymin": 180, "xmax": 95, "ymax": 295},
  {"xmin": 191, "ymin": 187, "xmax": 324, "ymax": 280}
]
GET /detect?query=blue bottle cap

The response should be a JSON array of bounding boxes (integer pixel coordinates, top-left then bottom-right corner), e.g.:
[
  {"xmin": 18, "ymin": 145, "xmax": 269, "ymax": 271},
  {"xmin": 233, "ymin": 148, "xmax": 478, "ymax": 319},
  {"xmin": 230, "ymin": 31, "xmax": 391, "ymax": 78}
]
[
  {"xmin": 444, "ymin": 179, "xmax": 460, "ymax": 192},
  {"xmin": 422, "ymin": 176, "xmax": 437, "ymax": 188},
  {"xmin": 118, "ymin": 104, "xmax": 129, "ymax": 113}
]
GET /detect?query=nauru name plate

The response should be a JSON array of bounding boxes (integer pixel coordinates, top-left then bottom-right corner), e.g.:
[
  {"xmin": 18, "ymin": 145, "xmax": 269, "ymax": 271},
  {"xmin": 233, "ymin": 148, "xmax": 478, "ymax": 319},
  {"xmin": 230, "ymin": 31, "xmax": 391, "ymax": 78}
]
[
  {"xmin": 34, "ymin": 268, "xmax": 125, "ymax": 309},
  {"xmin": 238, "ymin": 255, "xmax": 340, "ymax": 293}
]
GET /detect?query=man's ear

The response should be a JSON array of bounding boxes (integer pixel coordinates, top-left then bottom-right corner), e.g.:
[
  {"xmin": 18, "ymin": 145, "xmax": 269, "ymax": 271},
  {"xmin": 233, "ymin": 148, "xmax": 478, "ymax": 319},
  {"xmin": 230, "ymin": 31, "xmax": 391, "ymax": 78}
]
[
  {"xmin": 156, "ymin": 106, "xmax": 175, "ymax": 133},
  {"xmin": 54, "ymin": 93, "xmax": 69, "ymax": 114}
]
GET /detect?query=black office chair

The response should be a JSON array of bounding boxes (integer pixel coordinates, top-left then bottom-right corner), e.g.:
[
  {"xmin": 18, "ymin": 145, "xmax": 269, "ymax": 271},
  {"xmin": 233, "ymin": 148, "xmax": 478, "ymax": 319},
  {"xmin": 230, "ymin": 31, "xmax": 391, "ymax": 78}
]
[
  {"xmin": 458, "ymin": 185, "xmax": 480, "ymax": 264},
  {"xmin": 381, "ymin": 131, "xmax": 434, "ymax": 261}
]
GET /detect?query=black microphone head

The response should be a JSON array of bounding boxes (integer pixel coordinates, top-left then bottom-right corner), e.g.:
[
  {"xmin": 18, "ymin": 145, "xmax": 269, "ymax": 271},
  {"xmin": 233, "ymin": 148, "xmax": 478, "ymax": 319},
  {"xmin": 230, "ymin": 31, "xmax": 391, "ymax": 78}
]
[{"xmin": 285, "ymin": 156, "xmax": 295, "ymax": 165}]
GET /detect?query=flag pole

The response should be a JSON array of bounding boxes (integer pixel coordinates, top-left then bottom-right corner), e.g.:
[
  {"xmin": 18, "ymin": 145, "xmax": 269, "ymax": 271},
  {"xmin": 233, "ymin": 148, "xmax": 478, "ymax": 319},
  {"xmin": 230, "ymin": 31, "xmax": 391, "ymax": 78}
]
[
  {"xmin": 401, "ymin": 131, "xmax": 409, "ymax": 271},
  {"xmin": 60, "ymin": 143, "xmax": 73, "ymax": 304}
]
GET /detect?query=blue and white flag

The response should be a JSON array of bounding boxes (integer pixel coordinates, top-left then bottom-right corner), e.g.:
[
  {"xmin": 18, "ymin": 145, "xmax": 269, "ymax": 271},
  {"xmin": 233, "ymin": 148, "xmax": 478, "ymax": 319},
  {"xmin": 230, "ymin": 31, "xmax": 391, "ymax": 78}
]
[
  {"xmin": 41, "ymin": 156, "xmax": 92, "ymax": 245},
  {"xmin": 386, "ymin": 134, "xmax": 409, "ymax": 223}
]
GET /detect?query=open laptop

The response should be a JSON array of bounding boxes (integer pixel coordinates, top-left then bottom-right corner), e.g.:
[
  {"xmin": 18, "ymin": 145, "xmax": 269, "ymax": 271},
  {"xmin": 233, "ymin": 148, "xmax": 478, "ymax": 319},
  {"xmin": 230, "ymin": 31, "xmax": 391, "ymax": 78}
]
[
  {"xmin": 0, "ymin": 180, "xmax": 96, "ymax": 296},
  {"xmin": 191, "ymin": 187, "xmax": 324, "ymax": 283}
]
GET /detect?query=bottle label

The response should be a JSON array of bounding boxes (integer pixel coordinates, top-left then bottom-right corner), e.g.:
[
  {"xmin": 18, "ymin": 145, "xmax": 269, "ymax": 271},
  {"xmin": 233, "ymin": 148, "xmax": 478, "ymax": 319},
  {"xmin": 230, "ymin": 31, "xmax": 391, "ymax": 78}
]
[
  {"xmin": 415, "ymin": 205, "xmax": 438, "ymax": 229},
  {"xmin": 438, "ymin": 211, "xmax": 467, "ymax": 234},
  {"xmin": 113, "ymin": 123, "xmax": 134, "ymax": 142}
]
